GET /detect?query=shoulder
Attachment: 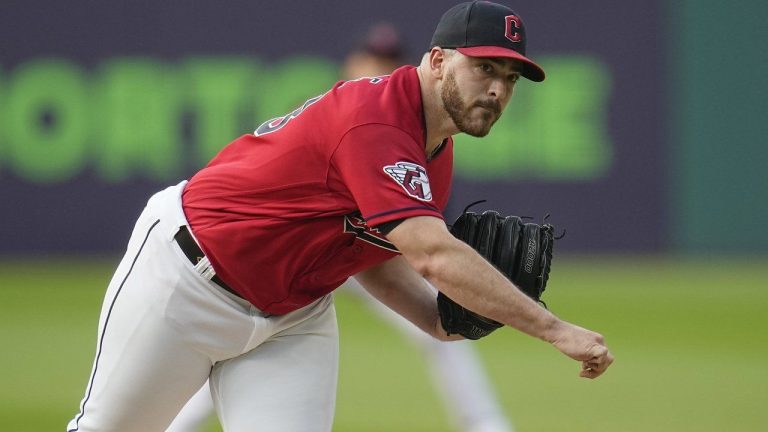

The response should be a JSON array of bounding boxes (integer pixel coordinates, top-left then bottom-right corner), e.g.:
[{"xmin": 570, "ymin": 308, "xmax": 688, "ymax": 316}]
[{"xmin": 330, "ymin": 66, "xmax": 425, "ymax": 143}]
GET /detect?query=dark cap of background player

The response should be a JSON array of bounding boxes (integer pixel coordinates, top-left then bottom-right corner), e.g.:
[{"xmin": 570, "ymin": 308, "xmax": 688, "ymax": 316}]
[
  {"xmin": 430, "ymin": 1, "xmax": 545, "ymax": 82},
  {"xmin": 360, "ymin": 22, "xmax": 404, "ymax": 60}
]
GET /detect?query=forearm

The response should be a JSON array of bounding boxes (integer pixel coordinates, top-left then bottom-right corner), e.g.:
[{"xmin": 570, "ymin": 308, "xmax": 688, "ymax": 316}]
[
  {"xmin": 430, "ymin": 240, "xmax": 562, "ymax": 341},
  {"xmin": 386, "ymin": 216, "xmax": 613, "ymax": 378},
  {"xmin": 388, "ymin": 217, "xmax": 562, "ymax": 342}
]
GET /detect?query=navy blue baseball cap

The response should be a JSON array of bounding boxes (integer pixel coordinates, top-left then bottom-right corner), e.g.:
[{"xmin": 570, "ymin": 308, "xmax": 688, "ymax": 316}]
[{"xmin": 430, "ymin": 1, "xmax": 545, "ymax": 82}]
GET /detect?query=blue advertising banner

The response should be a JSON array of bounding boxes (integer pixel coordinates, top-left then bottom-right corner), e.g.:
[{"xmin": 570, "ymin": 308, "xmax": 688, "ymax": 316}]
[{"xmin": 0, "ymin": 0, "xmax": 667, "ymax": 253}]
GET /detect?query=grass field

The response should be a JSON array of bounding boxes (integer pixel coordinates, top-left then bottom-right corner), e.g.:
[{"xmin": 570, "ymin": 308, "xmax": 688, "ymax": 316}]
[{"xmin": 1, "ymin": 256, "xmax": 767, "ymax": 431}]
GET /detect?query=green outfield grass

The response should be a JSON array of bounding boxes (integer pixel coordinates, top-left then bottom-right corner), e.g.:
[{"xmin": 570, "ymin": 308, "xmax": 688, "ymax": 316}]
[{"xmin": 1, "ymin": 256, "xmax": 766, "ymax": 431}]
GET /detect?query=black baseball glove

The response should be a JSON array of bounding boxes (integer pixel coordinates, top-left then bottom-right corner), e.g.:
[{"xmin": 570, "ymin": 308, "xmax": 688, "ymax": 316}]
[{"xmin": 437, "ymin": 202, "xmax": 558, "ymax": 340}]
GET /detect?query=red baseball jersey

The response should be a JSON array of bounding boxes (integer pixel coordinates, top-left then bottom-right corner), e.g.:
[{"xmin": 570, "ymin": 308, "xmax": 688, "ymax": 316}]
[{"xmin": 182, "ymin": 66, "xmax": 453, "ymax": 314}]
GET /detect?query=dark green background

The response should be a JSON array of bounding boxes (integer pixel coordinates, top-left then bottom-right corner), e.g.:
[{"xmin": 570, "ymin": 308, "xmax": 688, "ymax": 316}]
[{"xmin": 670, "ymin": 0, "xmax": 768, "ymax": 252}]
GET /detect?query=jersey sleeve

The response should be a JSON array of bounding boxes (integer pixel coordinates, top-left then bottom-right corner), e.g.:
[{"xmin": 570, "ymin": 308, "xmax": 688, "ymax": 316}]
[{"xmin": 331, "ymin": 124, "xmax": 445, "ymax": 227}]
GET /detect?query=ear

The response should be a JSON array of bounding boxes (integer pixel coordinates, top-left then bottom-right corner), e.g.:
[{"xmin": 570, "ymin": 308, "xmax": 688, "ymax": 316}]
[{"xmin": 428, "ymin": 47, "xmax": 448, "ymax": 79}]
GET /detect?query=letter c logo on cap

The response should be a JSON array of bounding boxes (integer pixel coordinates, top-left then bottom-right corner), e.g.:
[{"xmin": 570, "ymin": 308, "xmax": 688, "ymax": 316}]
[{"xmin": 505, "ymin": 15, "xmax": 521, "ymax": 43}]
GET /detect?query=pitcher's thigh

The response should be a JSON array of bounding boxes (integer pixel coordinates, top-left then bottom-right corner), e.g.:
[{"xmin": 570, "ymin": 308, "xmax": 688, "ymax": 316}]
[
  {"xmin": 211, "ymin": 304, "xmax": 339, "ymax": 432},
  {"xmin": 68, "ymin": 245, "xmax": 213, "ymax": 430}
]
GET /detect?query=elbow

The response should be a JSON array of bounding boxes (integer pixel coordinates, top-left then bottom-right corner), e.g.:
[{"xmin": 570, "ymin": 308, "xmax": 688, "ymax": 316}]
[
  {"xmin": 399, "ymin": 235, "xmax": 455, "ymax": 280},
  {"xmin": 405, "ymin": 250, "xmax": 445, "ymax": 282},
  {"xmin": 386, "ymin": 216, "xmax": 457, "ymax": 281},
  {"xmin": 430, "ymin": 314, "xmax": 466, "ymax": 342},
  {"xmin": 432, "ymin": 331, "xmax": 465, "ymax": 342},
  {"xmin": 402, "ymin": 238, "xmax": 462, "ymax": 287}
]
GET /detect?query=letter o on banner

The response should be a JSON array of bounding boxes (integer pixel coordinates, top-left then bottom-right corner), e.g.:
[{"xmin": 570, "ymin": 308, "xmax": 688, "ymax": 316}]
[{"xmin": 5, "ymin": 59, "xmax": 89, "ymax": 183}]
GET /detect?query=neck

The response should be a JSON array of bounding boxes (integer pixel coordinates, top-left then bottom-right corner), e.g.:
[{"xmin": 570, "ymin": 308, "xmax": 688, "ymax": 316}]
[{"xmin": 416, "ymin": 59, "xmax": 457, "ymax": 157}]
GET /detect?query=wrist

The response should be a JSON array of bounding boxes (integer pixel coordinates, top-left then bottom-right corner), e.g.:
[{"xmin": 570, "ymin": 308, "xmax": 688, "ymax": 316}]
[{"xmin": 540, "ymin": 315, "xmax": 565, "ymax": 344}]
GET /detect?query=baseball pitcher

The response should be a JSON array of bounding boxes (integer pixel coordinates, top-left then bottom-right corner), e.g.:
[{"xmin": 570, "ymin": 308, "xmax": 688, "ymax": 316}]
[{"xmin": 68, "ymin": 2, "xmax": 613, "ymax": 431}]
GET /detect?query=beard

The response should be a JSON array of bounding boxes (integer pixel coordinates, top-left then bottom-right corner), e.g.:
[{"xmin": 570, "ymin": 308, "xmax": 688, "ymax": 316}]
[{"xmin": 440, "ymin": 70, "xmax": 502, "ymax": 137}]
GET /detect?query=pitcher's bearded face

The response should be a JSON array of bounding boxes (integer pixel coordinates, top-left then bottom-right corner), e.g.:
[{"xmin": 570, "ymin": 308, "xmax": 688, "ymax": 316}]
[{"xmin": 440, "ymin": 69, "xmax": 502, "ymax": 137}]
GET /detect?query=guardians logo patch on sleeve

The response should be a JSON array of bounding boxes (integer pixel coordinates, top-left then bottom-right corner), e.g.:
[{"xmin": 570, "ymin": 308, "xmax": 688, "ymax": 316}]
[{"xmin": 383, "ymin": 161, "xmax": 432, "ymax": 201}]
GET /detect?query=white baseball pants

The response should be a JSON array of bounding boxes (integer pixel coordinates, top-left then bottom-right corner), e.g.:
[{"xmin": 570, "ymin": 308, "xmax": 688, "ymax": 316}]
[{"xmin": 67, "ymin": 182, "xmax": 339, "ymax": 432}]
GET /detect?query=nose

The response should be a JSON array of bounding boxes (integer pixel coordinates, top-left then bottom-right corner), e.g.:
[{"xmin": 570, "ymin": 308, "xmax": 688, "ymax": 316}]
[{"xmin": 488, "ymin": 78, "xmax": 510, "ymax": 101}]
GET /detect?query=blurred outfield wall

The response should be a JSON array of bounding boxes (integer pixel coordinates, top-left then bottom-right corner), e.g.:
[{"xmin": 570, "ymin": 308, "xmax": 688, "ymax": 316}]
[
  {"xmin": 0, "ymin": 0, "xmax": 764, "ymax": 254},
  {"xmin": 669, "ymin": 0, "xmax": 768, "ymax": 253}
]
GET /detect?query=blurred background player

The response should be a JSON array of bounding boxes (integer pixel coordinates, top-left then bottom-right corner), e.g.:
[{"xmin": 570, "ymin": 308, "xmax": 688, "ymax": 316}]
[
  {"xmin": 166, "ymin": 22, "xmax": 514, "ymax": 432},
  {"xmin": 340, "ymin": 22, "xmax": 404, "ymax": 80}
]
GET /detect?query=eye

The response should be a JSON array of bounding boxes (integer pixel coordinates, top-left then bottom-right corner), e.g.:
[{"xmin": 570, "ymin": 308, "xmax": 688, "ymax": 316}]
[
  {"xmin": 478, "ymin": 63, "xmax": 494, "ymax": 74},
  {"xmin": 508, "ymin": 73, "xmax": 521, "ymax": 83}
]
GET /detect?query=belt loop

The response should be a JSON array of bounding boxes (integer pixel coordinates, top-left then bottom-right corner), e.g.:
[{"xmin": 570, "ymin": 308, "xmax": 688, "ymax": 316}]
[
  {"xmin": 174, "ymin": 225, "xmax": 246, "ymax": 302},
  {"xmin": 194, "ymin": 255, "xmax": 216, "ymax": 281}
]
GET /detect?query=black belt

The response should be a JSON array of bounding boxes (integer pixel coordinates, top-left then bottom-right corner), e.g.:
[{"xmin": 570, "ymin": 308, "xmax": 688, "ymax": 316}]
[{"xmin": 174, "ymin": 226, "xmax": 243, "ymax": 300}]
